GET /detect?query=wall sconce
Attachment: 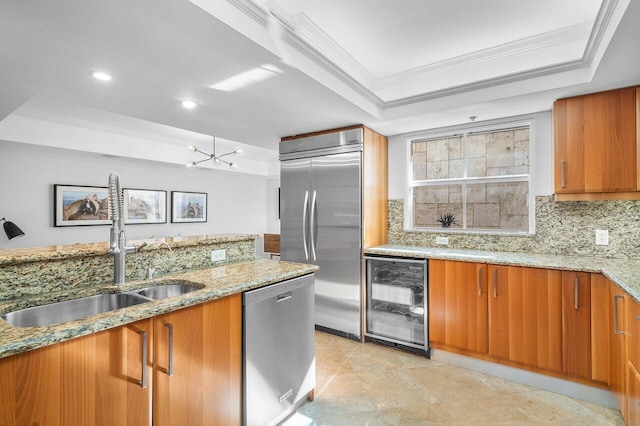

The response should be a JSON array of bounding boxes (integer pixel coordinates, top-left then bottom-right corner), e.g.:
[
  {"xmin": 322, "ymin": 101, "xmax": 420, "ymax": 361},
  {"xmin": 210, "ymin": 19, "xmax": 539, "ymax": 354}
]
[
  {"xmin": 187, "ymin": 137, "xmax": 242, "ymax": 169},
  {"xmin": 1, "ymin": 218, "xmax": 25, "ymax": 240}
]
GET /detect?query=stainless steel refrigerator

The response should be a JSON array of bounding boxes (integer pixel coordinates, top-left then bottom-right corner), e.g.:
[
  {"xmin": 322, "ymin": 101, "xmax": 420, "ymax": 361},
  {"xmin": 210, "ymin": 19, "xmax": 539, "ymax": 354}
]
[{"xmin": 280, "ymin": 128, "xmax": 363, "ymax": 338}]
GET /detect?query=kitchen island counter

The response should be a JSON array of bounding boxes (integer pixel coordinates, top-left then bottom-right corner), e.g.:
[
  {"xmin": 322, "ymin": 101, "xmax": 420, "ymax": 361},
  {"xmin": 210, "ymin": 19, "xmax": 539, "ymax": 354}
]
[{"xmin": 0, "ymin": 259, "xmax": 318, "ymax": 359}]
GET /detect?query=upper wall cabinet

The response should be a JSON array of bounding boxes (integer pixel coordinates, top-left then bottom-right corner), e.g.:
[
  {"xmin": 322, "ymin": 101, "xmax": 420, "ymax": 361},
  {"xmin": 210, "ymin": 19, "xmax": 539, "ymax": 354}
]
[{"xmin": 553, "ymin": 86, "xmax": 639, "ymax": 201}]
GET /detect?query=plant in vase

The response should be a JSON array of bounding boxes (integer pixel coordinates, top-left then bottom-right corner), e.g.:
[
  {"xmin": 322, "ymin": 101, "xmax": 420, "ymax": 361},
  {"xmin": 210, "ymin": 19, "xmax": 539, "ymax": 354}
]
[{"xmin": 437, "ymin": 213, "xmax": 457, "ymax": 228}]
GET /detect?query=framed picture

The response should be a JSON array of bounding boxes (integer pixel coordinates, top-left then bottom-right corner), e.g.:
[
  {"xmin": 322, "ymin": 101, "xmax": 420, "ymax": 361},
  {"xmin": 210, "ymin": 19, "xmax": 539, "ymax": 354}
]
[
  {"xmin": 171, "ymin": 191, "xmax": 207, "ymax": 223},
  {"xmin": 124, "ymin": 189, "xmax": 167, "ymax": 224},
  {"xmin": 54, "ymin": 184, "xmax": 110, "ymax": 227}
]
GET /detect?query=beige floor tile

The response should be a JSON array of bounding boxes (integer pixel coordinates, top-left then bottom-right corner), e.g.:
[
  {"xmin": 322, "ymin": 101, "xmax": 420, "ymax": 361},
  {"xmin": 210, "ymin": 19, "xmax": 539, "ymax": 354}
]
[{"xmin": 290, "ymin": 332, "xmax": 625, "ymax": 425}]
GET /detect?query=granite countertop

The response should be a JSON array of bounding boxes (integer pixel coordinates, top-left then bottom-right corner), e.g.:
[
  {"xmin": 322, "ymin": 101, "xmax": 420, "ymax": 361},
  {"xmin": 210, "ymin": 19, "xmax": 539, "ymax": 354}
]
[
  {"xmin": 0, "ymin": 233, "xmax": 257, "ymax": 266},
  {"xmin": 364, "ymin": 244, "xmax": 640, "ymax": 303},
  {"xmin": 0, "ymin": 259, "xmax": 318, "ymax": 359}
]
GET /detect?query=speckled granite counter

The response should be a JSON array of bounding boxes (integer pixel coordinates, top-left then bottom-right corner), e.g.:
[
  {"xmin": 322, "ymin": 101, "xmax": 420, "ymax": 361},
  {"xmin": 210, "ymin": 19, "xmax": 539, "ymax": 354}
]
[
  {"xmin": 0, "ymin": 233, "xmax": 256, "ymax": 266},
  {"xmin": 0, "ymin": 259, "xmax": 318, "ymax": 359},
  {"xmin": 364, "ymin": 244, "xmax": 640, "ymax": 303}
]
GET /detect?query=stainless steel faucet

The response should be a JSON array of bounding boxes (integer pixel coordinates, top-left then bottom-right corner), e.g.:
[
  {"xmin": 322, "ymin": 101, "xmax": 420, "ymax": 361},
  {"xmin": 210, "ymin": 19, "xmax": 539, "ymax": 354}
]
[
  {"xmin": 145, "ymin": 243, "xmax": 172, "ymax": 280},
  {"xmin": 106, "ymin": 172, "xmax": 145, "ymax": 285}
]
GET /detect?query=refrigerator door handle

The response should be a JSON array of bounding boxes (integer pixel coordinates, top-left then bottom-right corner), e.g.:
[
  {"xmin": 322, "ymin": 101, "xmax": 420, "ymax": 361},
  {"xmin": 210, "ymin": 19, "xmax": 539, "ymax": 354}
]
[
  {"xmin": 310, "ymin": 190, "xmax": 317, "ymax": 262},
  {"xmin": 302, "ymin": 190, "xmax": 309, "ymax": 260}
]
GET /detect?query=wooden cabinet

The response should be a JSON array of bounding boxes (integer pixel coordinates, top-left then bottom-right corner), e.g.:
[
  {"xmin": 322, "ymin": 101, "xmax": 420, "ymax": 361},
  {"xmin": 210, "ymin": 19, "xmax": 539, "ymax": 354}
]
[
  {"xmin": 487, "ymin": 265, "xmax": 563, "ymax": 373},
  {"xmin": 628, "ymin": 364, "xmax": 640, "ymax": 426},
  {"xmin": 591, "ymin": 274, "xmax": 610, "ymax": 384},
  {"xmin": 627, "ymin": 295, "xmax": 640, "ymax": 424},
  {"xmin": 429, "ymin": 261, "xmax": 613, "ymax": 386},
  {"xmin": 153, "ymin": 293, "xmax": 242, "ymax": 426},
  {"xmin": 0, "ymin": 293, "xmax": 242, "ymax": 426},
  {"xmin": 610, "ymin": 280, "xmax": 628, "ymax": 418},
  {"xmin": 561, "ymin": 271, "xmax": 592, "ymax": 379},
  {"xmin": 0, "ymin": 318, "xmax": 152, "ymax": 426},
  {"xmin": 429, "ymin": 259, "xmax": 488, "ymax": 354},
  {"xmin": 553, "ymin": 86, "xmax": 639, "ymax": 200}
]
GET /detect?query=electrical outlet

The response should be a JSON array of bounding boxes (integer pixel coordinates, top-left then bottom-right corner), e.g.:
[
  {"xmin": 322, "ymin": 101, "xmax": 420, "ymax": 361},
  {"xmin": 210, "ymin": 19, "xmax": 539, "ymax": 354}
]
[
  {"xmin": 436, "ymin": 236, "xmax": 449, "ymax": 245},
  {"xmin": 595, "ymin": 229, "xmax": 609, "ymax": 246},
  {"xmin": 211, "ymin": 249, "xmax": 226, "ymax": 262}
]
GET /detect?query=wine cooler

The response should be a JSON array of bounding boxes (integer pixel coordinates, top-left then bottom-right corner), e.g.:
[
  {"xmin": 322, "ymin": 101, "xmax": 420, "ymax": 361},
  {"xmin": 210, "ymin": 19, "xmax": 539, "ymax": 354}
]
[{"xmin": 364, "ymin": 256, "xmax": 428, "ymax": 354}]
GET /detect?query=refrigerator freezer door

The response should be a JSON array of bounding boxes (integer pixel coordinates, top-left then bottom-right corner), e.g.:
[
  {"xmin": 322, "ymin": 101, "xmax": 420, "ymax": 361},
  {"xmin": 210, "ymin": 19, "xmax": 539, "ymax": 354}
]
[
  {"xmin": 281, "ymin": 158, "xmax": 311, "ymax": 264},
  {"xmin": 311, "ymin": 151, "xmax": 362, "ymax": 337}
]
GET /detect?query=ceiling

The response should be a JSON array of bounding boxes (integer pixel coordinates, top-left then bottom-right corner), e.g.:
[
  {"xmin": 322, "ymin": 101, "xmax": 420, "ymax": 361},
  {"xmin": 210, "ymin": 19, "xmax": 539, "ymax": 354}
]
[{"xmin": 0, "ymin": 0, "xmax": 638, "ymax": 157}]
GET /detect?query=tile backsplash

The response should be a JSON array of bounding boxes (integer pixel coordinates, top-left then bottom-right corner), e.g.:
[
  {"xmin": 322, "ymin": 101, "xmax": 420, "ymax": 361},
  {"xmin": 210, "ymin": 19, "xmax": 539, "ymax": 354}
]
[{"xmin": 388, "ymin": 196, "xmax": 640, "ymax": 259}]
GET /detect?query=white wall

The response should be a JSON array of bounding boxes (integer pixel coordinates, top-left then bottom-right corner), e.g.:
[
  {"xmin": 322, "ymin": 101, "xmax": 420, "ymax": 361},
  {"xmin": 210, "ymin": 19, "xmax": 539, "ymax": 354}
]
[
  {"xmin": 0, "ymin": 141, "xmax": 271, "ymax": 250},
  {"xmin": 387, "ymin": 111, "xmax": 553, "ymax": 199}
]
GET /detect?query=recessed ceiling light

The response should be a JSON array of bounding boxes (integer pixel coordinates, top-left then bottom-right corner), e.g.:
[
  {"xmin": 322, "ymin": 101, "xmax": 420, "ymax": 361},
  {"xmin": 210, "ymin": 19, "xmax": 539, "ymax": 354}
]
[
  {"xmin": 91, "ymin": 71, "xmax": 112, "ymax": 81},
  {"xmin": 181, "ymin": 100, "xmax": 197, "ymax": 109}
]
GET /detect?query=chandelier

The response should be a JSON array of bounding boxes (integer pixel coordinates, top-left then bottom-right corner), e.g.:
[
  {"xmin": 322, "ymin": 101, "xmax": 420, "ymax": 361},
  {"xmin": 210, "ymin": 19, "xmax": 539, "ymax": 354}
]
[{"xmin": 187, "ymin": 137, "xmax": 242, "ymax": 168}]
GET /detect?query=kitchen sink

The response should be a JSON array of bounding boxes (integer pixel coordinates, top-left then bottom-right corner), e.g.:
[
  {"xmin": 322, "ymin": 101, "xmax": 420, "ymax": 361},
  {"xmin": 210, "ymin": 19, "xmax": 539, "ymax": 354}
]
[
  {"xmin": 136, "ymin": 281, "xmax": 203, "ymax": 300},
  {"xmin": 1, "ymin": 293, "xmax": 150, "ymax": 328}
]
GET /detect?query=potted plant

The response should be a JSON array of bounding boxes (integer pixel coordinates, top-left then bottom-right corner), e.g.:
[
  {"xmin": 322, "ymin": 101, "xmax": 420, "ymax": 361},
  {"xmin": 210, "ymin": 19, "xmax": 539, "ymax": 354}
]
[{"xmin": 437, "ymin": 213, "xmax": 457, "ymax": 228}]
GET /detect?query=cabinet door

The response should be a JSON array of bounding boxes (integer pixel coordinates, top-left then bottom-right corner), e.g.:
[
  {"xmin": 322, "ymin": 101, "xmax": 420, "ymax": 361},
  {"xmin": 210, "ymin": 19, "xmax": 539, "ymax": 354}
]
[
  {"xmin": 154, "ymin": 294, "xmax": 242, "ymax": 426},
  {"xmin": 0, "ymin": 319, "xmax": 152, "ymax": 426},
  {"xmin": 488, "ymin": 266, "xmax": 562, "ymax": 373},
  {"xmin": 0, "ymin": 343, "xmax": 61, "ymax": 426},
  {"xmin": 610, "ymin": 281, "xmax": 628, "ymax": 416},
  {"xmin": 591, "ymin": 274, "xmax": 610, "ymax": 383},
  {"xmin": 562, "ymin": 271, "xmax": 591, "ymax": 379},
  {"xmin": 429, "ymin": 260, "xmax": 488, "ymax": 354},
  {"xmin": 554, "ymin": 87, "xmax": 637, "ymax": 194},
  {"xmin": 627, "ymin": 296, "xmax": 640, "ymax": 424},
  {"xmin": 62, "ymin": 319, "xmax": 152, "ymax": 426},
  {"xmin": 629, "ymin": 363, "xmax": 640, "ymax": 426}
]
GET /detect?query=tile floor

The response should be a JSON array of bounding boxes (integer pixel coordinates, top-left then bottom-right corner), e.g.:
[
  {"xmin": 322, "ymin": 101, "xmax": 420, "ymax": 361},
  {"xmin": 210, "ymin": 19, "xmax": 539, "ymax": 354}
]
[{"xmin": 290, "ymin": 331, "xmax": 625, "ymax": 425}]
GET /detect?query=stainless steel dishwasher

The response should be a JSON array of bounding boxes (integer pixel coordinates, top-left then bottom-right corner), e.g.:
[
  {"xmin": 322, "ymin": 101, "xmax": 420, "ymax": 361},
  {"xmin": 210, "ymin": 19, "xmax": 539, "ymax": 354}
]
[{"xmin": 243, "ymin": 273, "xmax": 316, "ymax": 426}]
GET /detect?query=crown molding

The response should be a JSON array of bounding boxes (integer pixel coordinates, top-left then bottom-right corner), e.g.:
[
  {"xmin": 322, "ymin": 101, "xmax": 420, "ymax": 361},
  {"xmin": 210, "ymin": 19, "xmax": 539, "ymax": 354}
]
[
  {"xmin": 374, "ymin": 23, "xmax": 591, "ymax": 92},
  {"xmin": 226, "ymin": 0, "xmax": 625, "ymax": 112}
]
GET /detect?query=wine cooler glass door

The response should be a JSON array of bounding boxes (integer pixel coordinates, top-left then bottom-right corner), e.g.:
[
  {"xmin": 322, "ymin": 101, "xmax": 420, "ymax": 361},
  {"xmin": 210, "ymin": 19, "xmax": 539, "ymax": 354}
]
[{"xmin": 365, "ymin": 257, "xmax": 427, "ymax": 348}]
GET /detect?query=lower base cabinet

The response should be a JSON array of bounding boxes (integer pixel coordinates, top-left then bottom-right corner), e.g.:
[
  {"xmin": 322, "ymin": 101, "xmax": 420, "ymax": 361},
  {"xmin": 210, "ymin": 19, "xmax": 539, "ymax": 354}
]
[
  {"xmin": 487, "ymin": 265, "xmax": 563, "ymax": 374},
  {"xmin": 0, "ymin": 293, "xmax": 241, "ymax": 426},
  {"xmin": 154, "ymin": 293, "xmax": 242, "ymax": 426},
  {"xmin": 610, "ymin": 280, "xmax": 628, "ymax": 419},
  {"xmin": 0, "ymin": 318, "xmax": 153, "ymax": 426}
]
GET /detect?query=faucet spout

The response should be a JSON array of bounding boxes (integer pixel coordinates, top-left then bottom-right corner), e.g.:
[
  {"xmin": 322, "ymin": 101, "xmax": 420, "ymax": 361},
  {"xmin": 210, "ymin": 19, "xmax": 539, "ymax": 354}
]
[
  {"xmin": 145, "ymin": 243, "xmax": 172, "ymax": 280},
  {"xmin": 107, "ymin": 172, "xmax": 141, "ymax": 285}
]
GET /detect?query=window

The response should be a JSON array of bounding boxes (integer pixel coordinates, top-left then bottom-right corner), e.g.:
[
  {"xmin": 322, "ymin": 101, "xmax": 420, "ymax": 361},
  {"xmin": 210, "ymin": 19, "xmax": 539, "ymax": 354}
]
[{"xmin": 406, "ymin": 123, "xmax": 532, "ymax": 233}]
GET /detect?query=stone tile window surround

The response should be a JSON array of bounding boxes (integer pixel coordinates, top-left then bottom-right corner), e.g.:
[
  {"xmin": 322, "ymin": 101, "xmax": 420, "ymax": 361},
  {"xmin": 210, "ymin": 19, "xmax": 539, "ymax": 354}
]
[{"xmin": 406, "ymin": 123, "xmax": 532, "ymax": 234}]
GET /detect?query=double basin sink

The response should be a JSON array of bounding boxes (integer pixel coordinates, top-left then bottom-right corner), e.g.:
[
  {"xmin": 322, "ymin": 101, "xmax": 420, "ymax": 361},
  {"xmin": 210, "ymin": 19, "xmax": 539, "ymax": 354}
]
[{"xmin": 1, "ymin": 281, "xmax": 202, "ymax": 328}]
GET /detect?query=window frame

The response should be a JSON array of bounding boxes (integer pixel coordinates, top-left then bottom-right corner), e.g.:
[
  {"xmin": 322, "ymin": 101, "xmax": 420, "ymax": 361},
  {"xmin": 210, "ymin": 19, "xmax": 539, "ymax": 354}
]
[{"xmin": 404, "ymin": 119, "xmax": 535, "ymax": 235}]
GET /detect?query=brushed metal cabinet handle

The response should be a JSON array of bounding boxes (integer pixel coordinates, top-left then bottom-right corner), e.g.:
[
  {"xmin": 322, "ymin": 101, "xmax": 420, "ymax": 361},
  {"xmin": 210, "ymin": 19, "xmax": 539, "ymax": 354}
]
[
  {"xmin": 574, "ymin": 277, "xmax": 579, "ymax": 310},
  {"xmin": 138, "ymin": 330, "xmax": 148, "ymax": 389},
  {"xmin": 492, "ymin": 269, "xmax": 498, "ymax": 299},
  {"xmin": 560, "ymin": 160, "xmax": 566, "ymax": 188},
  {"xmin": 165, "ymin": 322, "xmax": 174, "ymax": 376},
  {"xmin": 614, "ymin": 295, "xmax": 625, "ymax": 335},
  {"xmin": 477, "ymin": 267, "xmax": 483, "ymax": 296}
]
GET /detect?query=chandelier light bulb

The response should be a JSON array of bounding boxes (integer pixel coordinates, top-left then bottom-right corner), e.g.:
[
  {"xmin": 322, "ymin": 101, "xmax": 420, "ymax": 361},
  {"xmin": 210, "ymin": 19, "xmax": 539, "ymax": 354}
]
[
  {"xmin": 234, "ymin": 148, "xmax": 243, "ymax": 155},
  {"xmin": 188, "ymin": 144, "xmax": 197, "ymax": 152},
  {"xmin": 230, "ymin": 162, "xmax": 237, "ymax": 168},
  {"xmin": 186, "ymin": 161, "xmax": 197, "ymax": 168}
]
